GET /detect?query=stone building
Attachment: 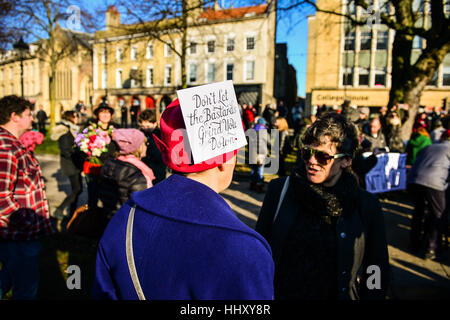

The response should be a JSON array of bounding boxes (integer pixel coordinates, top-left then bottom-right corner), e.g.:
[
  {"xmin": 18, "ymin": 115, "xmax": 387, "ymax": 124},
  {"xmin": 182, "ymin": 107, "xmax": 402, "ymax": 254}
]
[
  {"xmin": 306, "ymin": 0, "xmax": 450, "ymax": 115},
  {"xmin": 0, "ymin": 27, "xmax": 93, "ymax": 122},
  {"xmin": 92, "ymin": 1, "xmax": 277, "ymax": 122}
]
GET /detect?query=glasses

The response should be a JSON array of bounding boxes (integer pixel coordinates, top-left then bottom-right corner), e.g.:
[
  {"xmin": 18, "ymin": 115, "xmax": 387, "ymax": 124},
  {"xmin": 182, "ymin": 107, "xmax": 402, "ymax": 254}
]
[{"xmin": 300, "ymin": 147, "xmax": 347, "ymax": 165}]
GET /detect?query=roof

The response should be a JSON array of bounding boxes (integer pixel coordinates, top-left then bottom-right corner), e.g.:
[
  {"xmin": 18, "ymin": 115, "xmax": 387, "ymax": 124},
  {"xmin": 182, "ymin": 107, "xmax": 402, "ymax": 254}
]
[{"xmin": 198, "ymin": 4, "xmax": 268, "ymax": 21}]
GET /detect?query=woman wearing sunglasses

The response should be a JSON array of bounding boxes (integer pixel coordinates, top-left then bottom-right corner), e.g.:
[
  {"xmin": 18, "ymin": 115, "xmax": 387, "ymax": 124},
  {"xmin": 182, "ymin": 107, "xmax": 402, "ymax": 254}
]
[{"xmin": 256, "ymin": 112, "xmax": 390, "ymax": 300}]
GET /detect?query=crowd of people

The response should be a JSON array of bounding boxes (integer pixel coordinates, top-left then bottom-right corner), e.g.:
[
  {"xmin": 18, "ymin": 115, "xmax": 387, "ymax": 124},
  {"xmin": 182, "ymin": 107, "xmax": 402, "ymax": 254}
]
[{"xmin": 0, "ymin": 92, "xmax": 448, "ymax": 301}]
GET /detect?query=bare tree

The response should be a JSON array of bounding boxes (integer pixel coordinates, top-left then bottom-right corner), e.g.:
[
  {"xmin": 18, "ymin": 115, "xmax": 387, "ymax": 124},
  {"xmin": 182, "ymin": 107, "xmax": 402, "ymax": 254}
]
[
  {"xmin": 276, "ymin": 0, "xmax": 450, "ymax": 139},
  {"xmin": 3, "ymin": 0, "xmax": 98, "ymax": 127}
]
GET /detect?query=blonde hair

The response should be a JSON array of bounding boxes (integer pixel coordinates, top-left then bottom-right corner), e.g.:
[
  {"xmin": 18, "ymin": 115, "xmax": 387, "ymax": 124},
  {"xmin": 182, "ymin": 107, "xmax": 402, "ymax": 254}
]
[
  {"xmin": 117, "ymin": 138, "xmax": 147, "ymax": 159},
  {"xmin": 276, "ymin": 117, "xmax": 289, "ymax": 132}
]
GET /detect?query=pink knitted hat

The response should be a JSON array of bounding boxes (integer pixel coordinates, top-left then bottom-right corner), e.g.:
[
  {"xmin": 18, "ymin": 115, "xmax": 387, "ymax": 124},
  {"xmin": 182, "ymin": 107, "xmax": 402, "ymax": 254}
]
[{"xmin": 113, "ymin": 128, "xmax": 145, "ymax": 154}]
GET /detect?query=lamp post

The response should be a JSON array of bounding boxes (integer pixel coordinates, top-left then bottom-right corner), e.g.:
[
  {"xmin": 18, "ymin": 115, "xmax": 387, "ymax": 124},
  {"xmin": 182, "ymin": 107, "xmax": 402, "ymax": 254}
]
[{"xmin": 13, "ymin": 37, "xmax": 29, "ymax": 98}]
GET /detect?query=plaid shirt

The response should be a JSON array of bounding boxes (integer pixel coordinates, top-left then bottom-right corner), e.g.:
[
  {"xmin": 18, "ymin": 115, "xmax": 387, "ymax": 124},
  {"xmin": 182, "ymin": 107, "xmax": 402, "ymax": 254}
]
[{"xmin": 0, "ymin": 127, "xmax": 54, "ymax": 240}]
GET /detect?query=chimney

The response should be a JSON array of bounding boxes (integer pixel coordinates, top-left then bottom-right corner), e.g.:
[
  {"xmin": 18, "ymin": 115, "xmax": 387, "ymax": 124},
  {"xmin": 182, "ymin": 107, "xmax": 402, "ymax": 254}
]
[{"xmin": 106, "ymin": 6, "xmax": 120, "ymax": 30}]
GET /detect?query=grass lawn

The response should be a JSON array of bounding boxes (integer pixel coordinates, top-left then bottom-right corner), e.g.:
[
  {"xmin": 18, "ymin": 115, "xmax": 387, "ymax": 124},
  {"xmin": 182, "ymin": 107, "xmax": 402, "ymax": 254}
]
[{"xmin": 34, "ymin": 128, "xmax": 59, "ymax": 155}]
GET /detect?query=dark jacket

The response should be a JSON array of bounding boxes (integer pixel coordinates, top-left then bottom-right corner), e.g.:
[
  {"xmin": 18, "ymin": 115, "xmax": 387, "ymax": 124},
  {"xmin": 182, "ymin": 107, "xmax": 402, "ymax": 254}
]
[
  {"xmin": 256, "ymin": 174, "xmax": 390, "ymax": 300},
  {"xmin": 51, "ymin": 122, "xmax": 84, "ymax": 176},
  {"xmin": 141, "ymin": 128, "xmax": 166, "ymax": 184},
  {"xmin": 98, "ymin": 158, "xmax": 148, "ymax": 218},
  {"xmin": 385, "ymin": 125, "xmax": 405, "ymax": 153}
]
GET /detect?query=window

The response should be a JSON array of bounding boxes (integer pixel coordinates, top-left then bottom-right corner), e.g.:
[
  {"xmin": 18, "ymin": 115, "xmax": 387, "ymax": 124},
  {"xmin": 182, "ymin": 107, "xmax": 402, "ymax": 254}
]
[
  {"xmin": 226, "ymin": 63, "xmax": 234, "ymax": 81},
  {"xmin": 412, "ymin": 0, "xmax": 425, "ymax": 13},
  {"xmin": 101, "ymin": 69, "xmax": 107, "ymax": 89},
  {"xmin": 443, "ymin": 66, "xmax": 450, "ymax": 86},
  {"xmin": 226, "ymin": 38, "xmax": 235, "ymax": 52},
  {"xmin": 189, "ymin": 63, "xmax": 197, "ymax": 84},
  {"xmin": 164, "ymin": 65, "xmax": 172, "ymax": 85},
  {"xmin": 146, "ymin": 44, "xmax": 153, "ymax": 59},
  {"xmin": 189, "ymin": 42, "xmax": 197, "ymax": 55},
  {"xmin": 358, "ymin": 68, "xmax": 370, "ymax": 86},
  {"xmin": 116, "ymin": 47, "xmax": 123, "ymax": 62},
  {"xmin": 130, "ymin": 67, "xmax": 138, "ymax": 88},
  {"xmin": 374, "ymin": 68, "xmax": 386, "ymax": 86},
  {"xmin": 146, "ymin": 67, "xmax": 154, "ymax": 87},
  {"xmin": 344, "ymin": 31, "xmax": 355, "ymax": 51},
  {"xmin": 207, "ymin": 40, "xmax": 215, "ymax": 53},
  {"xmin": 342, "ymin": 67, "xmax": 353, "ymax": 86},
  {"xmin": 376, "ymin": 31, "xmax": 389, "ymax": 50},
  {"xmin": 116, "ymin": 69, "xmax": 122, "ymax": 88},
  {"xmin": 412, "ymin": 36, "xmax": 423, "ymax": 49},
  {"xmin": 359, "ymin": 32, "xmax": 372, "ymax": 51},
  {"xmin": 0, "ymin": 69, "xmax": 4, "ymax": 81},
  {"xmin": 131, "ymin": 46, "xmax": 138, "ymax": 60},
  {"xmin": 245, "ymin": 60, "xmax": 255, "ymax": 81},
  {"xmin": 246, "ymin": 36, "xmax": 255, "ymax": 50},
  {"xmin": 427, "ymin": 70, "xmax": 438, "ymax": 86},
  {"xmin": 207, "ymin": 63, "xmax": 215, "ymax": 83},
  {"xmin": 344, "ymin": 0, "xmax": 356, "ymax": 14},
  {"xmin": 165, "ymin": 44, "xmax": 172, "ymax": 57},
  {"xmin": 9, "ymin": 67, "xmax": 13, "ymax": 80}
]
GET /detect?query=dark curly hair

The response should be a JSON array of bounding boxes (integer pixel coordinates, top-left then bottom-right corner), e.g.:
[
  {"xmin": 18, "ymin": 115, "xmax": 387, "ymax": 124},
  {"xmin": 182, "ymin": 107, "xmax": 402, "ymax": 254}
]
[
  {"xmin": 138, "ymin": 108, "xmax": 156, "ymax": 123},
  {"xmin": 0, "ymin": 95, "xmax": 34, "ymax": 125},
  {"xmin": 302, "ymin": 111, "xmax": 360, "ymax": 159}
]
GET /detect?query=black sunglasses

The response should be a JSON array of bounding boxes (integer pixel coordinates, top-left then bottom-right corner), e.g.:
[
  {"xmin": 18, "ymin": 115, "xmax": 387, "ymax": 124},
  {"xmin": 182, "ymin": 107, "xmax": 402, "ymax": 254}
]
[{"xmin": 300, "ymin": 147, "xmax": 347, "ymax": 165}]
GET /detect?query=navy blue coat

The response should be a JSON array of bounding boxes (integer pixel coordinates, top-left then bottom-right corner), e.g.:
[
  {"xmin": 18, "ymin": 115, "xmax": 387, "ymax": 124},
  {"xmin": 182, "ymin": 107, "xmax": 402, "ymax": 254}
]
[{"xmin": 92, "ymin": 174, "xmax": 274, "ymax": 300}]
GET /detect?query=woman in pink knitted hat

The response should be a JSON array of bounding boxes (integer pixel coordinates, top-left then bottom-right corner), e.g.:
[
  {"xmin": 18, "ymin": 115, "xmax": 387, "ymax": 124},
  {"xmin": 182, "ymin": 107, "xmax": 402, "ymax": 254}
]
[{"xmin": 98, "ymin": 128, "xmax": 154, "ymax": 220}]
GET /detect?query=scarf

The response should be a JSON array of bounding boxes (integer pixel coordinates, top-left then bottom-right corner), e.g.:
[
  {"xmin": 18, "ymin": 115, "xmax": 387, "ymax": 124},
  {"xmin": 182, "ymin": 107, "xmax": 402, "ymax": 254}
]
[
  {"xmin": 291, "ymin": 163, "xmax": 360, "ymax": 223},
  {"xmin": 61, "ymin": 119, "xmax": 80, "ymax": 136},
  {"xmin": 117, "ymin": 154, "xmax": 155, "ymax": 188}
]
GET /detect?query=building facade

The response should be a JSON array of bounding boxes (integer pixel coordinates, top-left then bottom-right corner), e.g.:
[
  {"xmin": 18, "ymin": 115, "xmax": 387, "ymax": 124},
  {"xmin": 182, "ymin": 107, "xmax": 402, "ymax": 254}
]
[
  {"xmin": 0, "ymin": 27, "xmax": 93, "ymax": 122},
  {"xmin": 306, "ymin": 0, "xmax": 450, "ymax": 115},
  {"xmin": 92, "ymin": 1, "xmax": 277, "ymax": 122}
]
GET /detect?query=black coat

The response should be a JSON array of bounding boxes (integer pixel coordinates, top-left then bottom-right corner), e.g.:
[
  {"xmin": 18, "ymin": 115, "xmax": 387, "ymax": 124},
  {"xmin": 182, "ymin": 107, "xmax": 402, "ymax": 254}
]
[
  {"xmin": 256, "ymin": 175, "xmax": 390, "ymax": 300},
  {"xmin": 98, "ymin": 158, "xmax": 148, "ymax": 218},
  {"xmin": 53, "ymin": 123, "xmax": 84, "ymax": 176},
  {"xmin": 141, "ymin": 128, "xmax": 166, "ymax": 184}
]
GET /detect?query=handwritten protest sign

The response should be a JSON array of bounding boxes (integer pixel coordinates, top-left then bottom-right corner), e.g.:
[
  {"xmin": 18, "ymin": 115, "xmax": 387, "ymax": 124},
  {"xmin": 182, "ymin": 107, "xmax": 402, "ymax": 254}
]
[
  {"xmin": 177, "ymin": 81, "xmax": 247, "ymax": 164},
  {"xmin": 365, "ymin": 153, "xmax": 407, "ymax": 193}
]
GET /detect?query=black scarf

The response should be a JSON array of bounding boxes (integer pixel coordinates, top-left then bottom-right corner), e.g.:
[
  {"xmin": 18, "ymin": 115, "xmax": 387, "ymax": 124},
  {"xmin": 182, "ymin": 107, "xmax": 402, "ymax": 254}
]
[{"xmin": 291, "ymin": 163, "xmax": 360, "ymax": 224}]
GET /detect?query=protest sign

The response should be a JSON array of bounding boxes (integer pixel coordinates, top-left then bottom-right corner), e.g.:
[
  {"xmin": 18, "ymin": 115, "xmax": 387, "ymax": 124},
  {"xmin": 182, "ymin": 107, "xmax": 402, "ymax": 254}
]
[
  {"xmin": 177, "ymin": 80, "xmax": 247, "ymax": 164},
  {"xmin": 365, "ymin": 153, "xmax": 407, "ymax": 193}
]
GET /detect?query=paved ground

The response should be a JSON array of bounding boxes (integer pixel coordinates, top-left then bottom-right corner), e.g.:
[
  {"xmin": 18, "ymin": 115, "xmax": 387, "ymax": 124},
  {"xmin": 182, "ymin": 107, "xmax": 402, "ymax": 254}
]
[{"xmin": 37, "ymin": 153, "xmax": 450, "ymax": 300}]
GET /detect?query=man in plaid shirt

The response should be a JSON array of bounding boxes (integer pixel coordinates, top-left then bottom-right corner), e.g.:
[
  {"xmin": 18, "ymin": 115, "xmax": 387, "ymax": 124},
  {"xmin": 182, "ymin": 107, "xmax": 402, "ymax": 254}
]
[{"xmin": 0, "ymin": 95, "xmax": 54, "ymax": 300}]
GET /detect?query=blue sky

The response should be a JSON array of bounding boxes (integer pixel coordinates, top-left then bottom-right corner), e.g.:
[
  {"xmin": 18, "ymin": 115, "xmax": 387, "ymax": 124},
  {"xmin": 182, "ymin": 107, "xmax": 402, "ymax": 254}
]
[{"xmin": 276, "ymin": 11, "xmax": 311, "ymax": 97}]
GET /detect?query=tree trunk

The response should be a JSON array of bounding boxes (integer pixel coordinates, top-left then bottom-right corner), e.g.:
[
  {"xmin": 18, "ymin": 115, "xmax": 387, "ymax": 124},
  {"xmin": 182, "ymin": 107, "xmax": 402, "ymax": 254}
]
[{"xmin": 389, "ymin": 38, "xmax": 450, "ymax": 140}]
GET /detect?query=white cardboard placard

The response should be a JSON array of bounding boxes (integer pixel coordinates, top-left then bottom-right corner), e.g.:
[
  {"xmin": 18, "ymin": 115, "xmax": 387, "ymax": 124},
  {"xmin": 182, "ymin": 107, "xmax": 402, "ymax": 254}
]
[{"xmin": 177, "ymin": 80, "xmax": 247, "ymax": 164}]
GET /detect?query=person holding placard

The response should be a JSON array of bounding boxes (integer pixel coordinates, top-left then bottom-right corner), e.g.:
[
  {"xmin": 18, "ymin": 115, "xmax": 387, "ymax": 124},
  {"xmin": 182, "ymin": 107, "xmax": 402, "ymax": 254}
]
[
  {"xmin": 256, "ymin": 112, "xmax": 390, "ymax": 300},
  {"xmin": 92, "ymin": 97, "xmax": 274, "ymax": 300}
]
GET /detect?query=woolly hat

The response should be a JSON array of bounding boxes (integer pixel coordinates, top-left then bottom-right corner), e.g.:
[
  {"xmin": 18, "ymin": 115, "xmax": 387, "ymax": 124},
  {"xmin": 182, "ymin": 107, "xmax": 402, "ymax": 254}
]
[
  {"xmin": 113, "ymin": 128, "xmax": 145, "ymax": 154},
  {"xmin": 153, "ymin": 99, "xmax": 238, "ymax": 173}
]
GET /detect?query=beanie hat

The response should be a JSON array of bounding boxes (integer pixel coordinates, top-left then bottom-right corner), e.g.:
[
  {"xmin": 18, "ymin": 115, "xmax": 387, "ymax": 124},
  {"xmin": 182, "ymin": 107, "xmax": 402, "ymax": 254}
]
[
  {"xmin": 113, "ymin": 128, "xmax": 145, "ymax": 154},
  {"xmin": 153, "ymin": 99, "xmax": 238, "ymax": 173}
]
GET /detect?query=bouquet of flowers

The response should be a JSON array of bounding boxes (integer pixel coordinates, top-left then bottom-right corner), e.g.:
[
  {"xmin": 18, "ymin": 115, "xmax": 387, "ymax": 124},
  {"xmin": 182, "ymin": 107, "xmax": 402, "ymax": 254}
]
[{"xmin": 75, "ymin": 123, "xmax": 113, "ymax": 165}]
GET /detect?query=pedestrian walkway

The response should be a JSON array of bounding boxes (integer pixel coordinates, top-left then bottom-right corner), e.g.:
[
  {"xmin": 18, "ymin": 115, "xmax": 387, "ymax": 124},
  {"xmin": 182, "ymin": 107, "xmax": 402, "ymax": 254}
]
[{"xmin": 36, "ymin": 154, "xmax": 450, "ymax": 300}]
